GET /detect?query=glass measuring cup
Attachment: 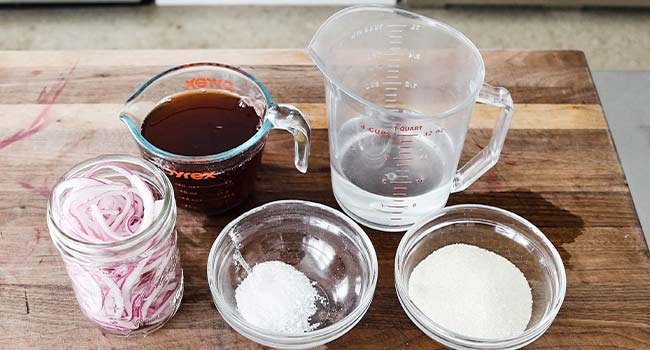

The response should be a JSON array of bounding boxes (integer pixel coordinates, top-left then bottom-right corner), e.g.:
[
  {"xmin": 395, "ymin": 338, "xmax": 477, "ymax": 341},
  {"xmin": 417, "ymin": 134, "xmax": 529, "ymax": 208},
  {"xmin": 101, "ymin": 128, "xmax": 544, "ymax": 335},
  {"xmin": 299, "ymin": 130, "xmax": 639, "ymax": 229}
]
[
  {"xmin": 120, "ymin": 63, "xmax": 311, "ymax": 213},
  {"xmin": 308, "ymin": 6, "xmax": 513, "ymax": 232}
]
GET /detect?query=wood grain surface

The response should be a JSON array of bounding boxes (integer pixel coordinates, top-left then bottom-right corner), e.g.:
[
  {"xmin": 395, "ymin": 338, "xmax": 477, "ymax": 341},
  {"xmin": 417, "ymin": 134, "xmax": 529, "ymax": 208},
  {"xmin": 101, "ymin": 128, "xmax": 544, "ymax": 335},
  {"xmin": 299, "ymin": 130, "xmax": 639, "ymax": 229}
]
[{"xmin": 0, "ymin": 50, "xmax": 648, "ymax": 350}]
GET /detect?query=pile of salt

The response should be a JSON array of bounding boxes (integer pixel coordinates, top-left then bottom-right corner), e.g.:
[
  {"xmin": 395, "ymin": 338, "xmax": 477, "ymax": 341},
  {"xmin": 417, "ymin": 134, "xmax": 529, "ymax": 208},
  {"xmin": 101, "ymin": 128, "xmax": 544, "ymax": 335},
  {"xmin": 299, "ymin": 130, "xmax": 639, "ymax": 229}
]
[{"xmin": 235, "ymin": 261, "xmax": 321, "ymax": 333}]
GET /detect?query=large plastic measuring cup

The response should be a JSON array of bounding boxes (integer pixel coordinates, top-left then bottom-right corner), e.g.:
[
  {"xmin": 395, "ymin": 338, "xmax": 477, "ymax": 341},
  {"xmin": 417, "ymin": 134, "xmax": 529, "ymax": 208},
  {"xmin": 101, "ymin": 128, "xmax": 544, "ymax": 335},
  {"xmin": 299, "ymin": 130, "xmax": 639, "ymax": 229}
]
[{"xmin": 308, "ymin": 6, "xmax": 513, "ymax": 232}]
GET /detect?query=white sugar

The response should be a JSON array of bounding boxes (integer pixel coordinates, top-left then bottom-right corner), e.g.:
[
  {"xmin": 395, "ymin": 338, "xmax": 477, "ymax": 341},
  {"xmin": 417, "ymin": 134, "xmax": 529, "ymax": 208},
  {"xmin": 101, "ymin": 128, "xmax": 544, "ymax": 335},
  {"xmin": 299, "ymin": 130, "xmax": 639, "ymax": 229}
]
[
  {"xmin": 408, "ymin": 244, "xmax": 532, "ymax": 339},
  {"xmin": 235, "ymin": 260, "xmax": 320, "ymax": 333}
]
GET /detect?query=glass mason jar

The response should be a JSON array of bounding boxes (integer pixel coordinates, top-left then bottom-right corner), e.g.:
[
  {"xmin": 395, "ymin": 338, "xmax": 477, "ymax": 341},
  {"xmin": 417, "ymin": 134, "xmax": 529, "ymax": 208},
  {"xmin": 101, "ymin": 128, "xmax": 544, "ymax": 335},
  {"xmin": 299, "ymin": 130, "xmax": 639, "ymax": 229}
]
[{"xmin": 47, "ymin": 155, "xmax": 184, "ymax": 336}]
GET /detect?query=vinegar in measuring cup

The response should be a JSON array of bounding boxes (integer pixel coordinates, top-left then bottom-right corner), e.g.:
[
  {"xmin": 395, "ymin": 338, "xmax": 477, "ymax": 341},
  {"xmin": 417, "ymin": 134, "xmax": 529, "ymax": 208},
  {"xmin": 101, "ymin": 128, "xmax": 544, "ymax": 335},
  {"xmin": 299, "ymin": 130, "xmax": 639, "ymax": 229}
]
[
  {"xmin": 141, "ymin": 90, "xmax": 262, "ymax": 212},
  {"xmin": 122, "ymin": 63, "xmax": 311, "ymax": 214}
]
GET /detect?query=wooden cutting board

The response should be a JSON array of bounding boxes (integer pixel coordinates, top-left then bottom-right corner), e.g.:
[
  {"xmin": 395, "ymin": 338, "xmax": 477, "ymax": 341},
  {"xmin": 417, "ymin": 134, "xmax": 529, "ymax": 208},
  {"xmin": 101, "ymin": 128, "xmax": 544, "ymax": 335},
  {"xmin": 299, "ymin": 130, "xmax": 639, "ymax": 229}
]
[{"xmin": 0, "ymin": 50, "xmax": 648, "ymax": 349}]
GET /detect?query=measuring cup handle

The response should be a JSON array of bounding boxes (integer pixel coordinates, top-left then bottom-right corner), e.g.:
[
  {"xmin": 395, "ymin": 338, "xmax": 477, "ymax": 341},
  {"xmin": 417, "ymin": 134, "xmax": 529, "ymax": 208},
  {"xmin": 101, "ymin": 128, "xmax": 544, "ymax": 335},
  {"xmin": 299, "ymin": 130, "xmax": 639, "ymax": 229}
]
[
  {"xmin": 451, "ymin": 83, "xmax": 514, "ymax": 193},
  {"xmin": 267, "ymin": 103, "xmax": 311, "ymax": 173}
]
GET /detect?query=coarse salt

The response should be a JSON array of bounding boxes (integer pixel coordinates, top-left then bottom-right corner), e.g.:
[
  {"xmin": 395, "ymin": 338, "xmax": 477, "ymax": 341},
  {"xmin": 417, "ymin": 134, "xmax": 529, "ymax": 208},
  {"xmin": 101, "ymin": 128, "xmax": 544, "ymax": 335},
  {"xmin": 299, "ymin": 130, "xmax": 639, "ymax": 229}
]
[
  {"xmin": 235, "ymin": 260, "xmax": 321, "ymax": 333},
  {"xmin": 408, "ymin": 243, "xmax": 532, "ymax": 339}
]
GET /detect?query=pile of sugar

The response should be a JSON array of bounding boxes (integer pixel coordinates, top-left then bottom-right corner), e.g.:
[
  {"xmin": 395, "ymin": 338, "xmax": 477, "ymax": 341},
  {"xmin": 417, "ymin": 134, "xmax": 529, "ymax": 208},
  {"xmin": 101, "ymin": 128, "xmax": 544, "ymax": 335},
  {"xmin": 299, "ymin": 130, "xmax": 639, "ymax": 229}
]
[
  {"xmin": 408, "ymin": 243, "xmax": 532, "ymax": 339},
  {"xmin": 235, "ymin": 260, "xmax": 320, "ymax": 333}
]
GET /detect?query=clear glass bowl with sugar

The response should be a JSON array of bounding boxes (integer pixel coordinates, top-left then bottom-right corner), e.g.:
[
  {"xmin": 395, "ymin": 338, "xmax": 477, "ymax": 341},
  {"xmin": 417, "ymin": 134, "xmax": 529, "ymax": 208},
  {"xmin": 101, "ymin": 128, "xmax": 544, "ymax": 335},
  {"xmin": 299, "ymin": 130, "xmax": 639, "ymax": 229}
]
[{"xmin": 395, "ymin": 204, "xmax": 566, "ymax": 350}]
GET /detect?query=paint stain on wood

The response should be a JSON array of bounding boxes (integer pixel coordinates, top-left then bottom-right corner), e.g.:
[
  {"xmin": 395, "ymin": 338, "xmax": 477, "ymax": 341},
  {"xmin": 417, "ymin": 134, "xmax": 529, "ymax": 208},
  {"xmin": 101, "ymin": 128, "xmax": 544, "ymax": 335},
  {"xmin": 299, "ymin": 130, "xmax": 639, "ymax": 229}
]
[
  {"xmin": 34, "ymin": 229, "xmax": 41, "ymax": 244},
  {"xmin": 0, "ymin": 63, "xmax": 77, "ymax": 150},
  {"xmin": 18, "ymin": 182, "xmax": 50, "ymax": 198}
]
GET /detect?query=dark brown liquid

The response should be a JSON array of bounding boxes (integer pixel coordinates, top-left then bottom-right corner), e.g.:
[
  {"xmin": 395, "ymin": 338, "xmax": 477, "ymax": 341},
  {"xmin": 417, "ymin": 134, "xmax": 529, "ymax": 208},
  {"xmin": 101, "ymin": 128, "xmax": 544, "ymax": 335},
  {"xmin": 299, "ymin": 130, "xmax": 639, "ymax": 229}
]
[
  {"xmin": 141, "ymin": 89, "xmax": 264, "ymax": 213},
  {"xmin": 142, "ymin": 90, "xmax": 261, "ymax": 156}
]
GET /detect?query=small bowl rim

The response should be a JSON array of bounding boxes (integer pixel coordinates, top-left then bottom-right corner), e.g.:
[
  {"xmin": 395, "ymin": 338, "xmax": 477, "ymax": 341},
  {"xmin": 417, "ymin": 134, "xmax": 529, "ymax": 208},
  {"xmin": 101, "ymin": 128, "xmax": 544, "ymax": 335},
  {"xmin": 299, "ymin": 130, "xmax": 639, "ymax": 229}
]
[
  {"xmin": 394, "ymin": 204, "xmax": 567, "ymax": 349},
  {"xmin": 207, "ymin": 199, "xmax": 379, "ymax": 347}
]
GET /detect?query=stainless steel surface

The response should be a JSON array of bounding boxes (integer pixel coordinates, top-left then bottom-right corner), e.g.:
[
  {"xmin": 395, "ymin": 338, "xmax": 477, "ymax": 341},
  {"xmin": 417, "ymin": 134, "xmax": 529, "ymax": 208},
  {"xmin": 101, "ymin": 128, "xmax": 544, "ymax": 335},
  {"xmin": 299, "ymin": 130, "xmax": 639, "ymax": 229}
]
[{"xmin": 593, "ymin": 71, "xmax": 650, "ymax": 247}]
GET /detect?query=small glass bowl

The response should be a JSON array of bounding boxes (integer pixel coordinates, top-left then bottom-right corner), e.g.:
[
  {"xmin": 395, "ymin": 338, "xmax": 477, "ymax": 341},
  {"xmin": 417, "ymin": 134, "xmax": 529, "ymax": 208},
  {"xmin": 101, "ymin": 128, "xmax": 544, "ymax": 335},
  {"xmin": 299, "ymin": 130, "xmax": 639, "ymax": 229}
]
[
  {"xmin": 207, "ymin": 200, "xmax": 378, "ymax": 349},
  {"xmin": 395, "ymin": 204, "xmax": 566, "ymax": 350}
]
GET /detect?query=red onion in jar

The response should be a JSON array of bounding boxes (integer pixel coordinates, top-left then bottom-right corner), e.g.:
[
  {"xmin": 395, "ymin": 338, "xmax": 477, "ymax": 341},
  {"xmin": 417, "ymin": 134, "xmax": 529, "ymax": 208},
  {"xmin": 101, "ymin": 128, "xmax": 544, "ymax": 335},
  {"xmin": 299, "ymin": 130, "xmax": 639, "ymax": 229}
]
[{"xmin": 47, "ymin": 155, "xmax": 183, "ymax": 336}]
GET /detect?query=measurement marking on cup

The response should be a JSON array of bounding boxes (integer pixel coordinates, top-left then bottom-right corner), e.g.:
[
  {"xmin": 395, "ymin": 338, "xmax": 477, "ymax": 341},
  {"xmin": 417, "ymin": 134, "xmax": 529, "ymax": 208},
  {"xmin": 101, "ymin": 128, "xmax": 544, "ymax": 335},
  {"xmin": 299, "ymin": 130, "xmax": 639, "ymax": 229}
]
[
  {"xmin": 382, "ymin": 29, "xmax": 408, "ymax": 223},
  {"xmin": 378, "ymin": 209, "xmax": 403, "ymax": 214},
  {"xmin": 390, "ymin": 180, "xmax": 413, "ymax": 184},
  {"xmin": 397, "ymin": 133, "xmax": 418, "ymax": 137}
]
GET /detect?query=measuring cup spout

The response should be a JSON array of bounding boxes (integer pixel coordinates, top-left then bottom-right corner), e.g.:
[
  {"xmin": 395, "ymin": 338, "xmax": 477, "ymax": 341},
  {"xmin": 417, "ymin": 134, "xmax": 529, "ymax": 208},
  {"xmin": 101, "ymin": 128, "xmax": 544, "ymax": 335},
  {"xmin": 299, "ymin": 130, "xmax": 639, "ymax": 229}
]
[
  {"xmin": 308, "ymin": 5, "xmax": 418, "ymax": 116},
  {"xmin": 308, "ymin": 6, "xmax": 371, "ymax": 89},
  {"xmin": 120, "ymin": 114, "xmax": 145, "ymax": 149},
  {"xmin": 119, "ymin": 114, "xmax": 154, "ymax": 157}
]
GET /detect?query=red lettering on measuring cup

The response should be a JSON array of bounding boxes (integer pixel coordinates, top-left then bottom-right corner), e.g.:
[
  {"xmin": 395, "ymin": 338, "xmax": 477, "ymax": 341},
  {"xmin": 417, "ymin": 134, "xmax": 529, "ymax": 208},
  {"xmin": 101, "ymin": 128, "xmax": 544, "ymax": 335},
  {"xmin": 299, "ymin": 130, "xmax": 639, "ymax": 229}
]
[
  {"xmin": 367, "ymin": 127, "xmax": 392, "ymax": 137},
  {"xmin": 164, "ymin": 169, "xmax": 218, "ymax": 180},
  {"xmin": 185, "ymin": 78, "xmax": 236, "ymax": 92},
  {"xmin": 221, "ymin": 80, "xmax": 234, "ymax": 92},
  {"xmin": 395, "ymin": 125, "xmax": 423, "ymax": 132},
  {"xmin": 185, "ymin": 79, "xmax": 196, "ymax": 90},
  {"xmin": 195, "ymin": 78, "xmax": 207, "ymax": 88}
]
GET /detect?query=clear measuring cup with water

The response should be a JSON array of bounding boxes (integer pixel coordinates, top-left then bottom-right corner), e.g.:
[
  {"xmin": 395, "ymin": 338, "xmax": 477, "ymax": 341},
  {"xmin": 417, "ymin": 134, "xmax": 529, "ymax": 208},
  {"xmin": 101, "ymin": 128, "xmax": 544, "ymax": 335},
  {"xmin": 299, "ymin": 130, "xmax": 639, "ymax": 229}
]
[{"xmin": 308, "ymin": 6, "xmax": 513, "ymax": 232}]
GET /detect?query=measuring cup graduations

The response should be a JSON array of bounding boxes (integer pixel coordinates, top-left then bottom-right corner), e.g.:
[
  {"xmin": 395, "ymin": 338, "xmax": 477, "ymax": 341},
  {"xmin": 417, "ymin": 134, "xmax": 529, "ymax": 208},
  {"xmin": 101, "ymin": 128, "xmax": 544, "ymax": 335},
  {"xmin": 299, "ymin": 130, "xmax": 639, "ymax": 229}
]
[{"xmin": 309, "ymin": 6, "xmax": 513, "ymax": 232}]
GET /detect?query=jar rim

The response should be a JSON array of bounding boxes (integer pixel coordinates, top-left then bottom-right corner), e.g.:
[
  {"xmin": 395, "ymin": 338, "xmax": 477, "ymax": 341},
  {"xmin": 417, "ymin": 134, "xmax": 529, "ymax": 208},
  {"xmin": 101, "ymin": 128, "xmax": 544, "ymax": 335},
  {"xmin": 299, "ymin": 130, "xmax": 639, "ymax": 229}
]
[{"xmin": 47, "ymin": 154, "xmax": 175, "ymax": 252}]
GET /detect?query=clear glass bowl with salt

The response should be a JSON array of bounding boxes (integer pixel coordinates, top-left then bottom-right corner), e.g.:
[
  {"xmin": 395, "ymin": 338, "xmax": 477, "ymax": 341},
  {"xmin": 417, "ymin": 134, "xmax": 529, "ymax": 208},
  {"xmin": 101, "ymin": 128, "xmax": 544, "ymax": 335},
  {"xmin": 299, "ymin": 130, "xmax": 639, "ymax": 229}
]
[{"xmin": 207, "ymin": 200, "xmax": 378, "ymax": 349}]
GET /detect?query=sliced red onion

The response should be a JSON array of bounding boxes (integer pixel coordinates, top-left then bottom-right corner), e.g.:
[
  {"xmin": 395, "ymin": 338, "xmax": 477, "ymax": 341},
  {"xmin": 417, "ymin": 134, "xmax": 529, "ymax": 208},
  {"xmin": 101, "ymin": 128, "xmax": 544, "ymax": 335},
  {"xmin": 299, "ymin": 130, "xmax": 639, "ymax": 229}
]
[{"xmin": 51, "ymin": 163, "xmax": 181, "ymax": 333}]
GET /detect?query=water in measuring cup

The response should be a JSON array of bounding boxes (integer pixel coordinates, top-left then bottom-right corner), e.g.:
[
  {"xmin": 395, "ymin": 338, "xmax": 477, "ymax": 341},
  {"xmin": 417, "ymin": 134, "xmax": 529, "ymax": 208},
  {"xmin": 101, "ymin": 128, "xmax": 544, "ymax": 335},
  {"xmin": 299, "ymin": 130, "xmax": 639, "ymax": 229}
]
[{"xmin": 331, "ymin": 118, "xmax": 456, "ymax": 231}]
